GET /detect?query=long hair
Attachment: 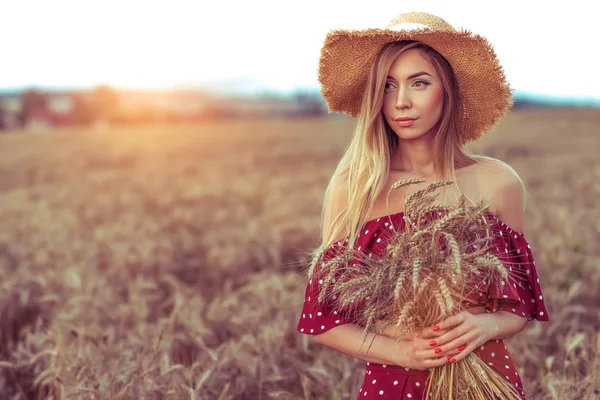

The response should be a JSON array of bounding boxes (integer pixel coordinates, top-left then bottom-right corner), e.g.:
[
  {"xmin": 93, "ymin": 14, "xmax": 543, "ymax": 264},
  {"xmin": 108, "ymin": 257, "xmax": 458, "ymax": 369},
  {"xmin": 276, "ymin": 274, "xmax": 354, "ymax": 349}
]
[{"xmin": 320, "ymin": 40, "xmax": 524, "ymax": 248}]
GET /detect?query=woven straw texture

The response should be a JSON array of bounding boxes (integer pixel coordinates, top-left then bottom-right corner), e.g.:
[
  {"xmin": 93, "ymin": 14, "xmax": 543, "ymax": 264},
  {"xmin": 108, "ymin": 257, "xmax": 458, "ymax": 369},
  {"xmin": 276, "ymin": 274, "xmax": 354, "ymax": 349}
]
[{"xmin": 318, "ymin": 11, "xmax": 514, "ymax": 144}]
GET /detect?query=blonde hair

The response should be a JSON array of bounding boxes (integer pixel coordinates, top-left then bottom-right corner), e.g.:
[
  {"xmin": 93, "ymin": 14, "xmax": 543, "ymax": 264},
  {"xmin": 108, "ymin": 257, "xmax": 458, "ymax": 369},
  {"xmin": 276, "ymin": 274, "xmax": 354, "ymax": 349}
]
[{"xmin": 320, "ymin": 40, "xmax": 523, "ymax": 248}]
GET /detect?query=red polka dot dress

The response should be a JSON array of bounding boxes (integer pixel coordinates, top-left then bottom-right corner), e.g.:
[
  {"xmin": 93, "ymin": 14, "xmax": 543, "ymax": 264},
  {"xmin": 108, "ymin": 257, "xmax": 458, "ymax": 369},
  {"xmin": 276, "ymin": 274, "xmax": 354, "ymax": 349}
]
[{"xmin": 297, "ymin": 210, "xmax": 550, "ymax": 400}]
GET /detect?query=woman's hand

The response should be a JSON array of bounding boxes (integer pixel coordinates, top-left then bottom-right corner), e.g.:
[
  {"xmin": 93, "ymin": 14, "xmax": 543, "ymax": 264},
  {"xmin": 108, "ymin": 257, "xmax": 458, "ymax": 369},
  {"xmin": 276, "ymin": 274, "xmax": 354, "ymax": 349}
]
[
  {"xmin": 392, "ymin": 325, "xmax": 451, "ymax": 371},
  {"xmin": 421, "ymin": 310, "xmax": 499, "ymax": 363}
]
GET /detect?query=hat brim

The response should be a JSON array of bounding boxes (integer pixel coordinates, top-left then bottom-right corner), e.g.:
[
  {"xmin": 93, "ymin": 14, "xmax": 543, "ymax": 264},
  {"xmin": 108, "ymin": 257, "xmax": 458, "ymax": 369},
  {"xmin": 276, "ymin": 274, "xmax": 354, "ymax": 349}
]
[{"xmin": 318, "ymin": 28, "xmax": 513, "ymax": 143}]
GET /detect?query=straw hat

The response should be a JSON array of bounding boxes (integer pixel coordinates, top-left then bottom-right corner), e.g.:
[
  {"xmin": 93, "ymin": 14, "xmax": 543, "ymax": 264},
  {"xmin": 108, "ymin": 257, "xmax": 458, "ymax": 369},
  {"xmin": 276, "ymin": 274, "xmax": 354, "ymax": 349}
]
[{"xmin": 318, "ymin": 11, "xmax": 514, "ymax": 143}]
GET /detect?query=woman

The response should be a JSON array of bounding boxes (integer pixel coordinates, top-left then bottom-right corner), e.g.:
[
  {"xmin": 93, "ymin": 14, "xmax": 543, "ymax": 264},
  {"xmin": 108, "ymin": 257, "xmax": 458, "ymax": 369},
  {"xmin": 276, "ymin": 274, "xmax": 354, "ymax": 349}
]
[{"xmin": 296, "ymin": 11, "xmax": 549, "ymax": 400}]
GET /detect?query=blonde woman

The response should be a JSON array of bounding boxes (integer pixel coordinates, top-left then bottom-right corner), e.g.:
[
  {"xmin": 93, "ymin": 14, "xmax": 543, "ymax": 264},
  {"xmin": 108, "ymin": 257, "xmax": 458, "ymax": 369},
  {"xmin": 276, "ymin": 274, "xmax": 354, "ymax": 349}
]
[{"xmin": 296, "ymin": 11, "xmax": 549, "ymax": 400}]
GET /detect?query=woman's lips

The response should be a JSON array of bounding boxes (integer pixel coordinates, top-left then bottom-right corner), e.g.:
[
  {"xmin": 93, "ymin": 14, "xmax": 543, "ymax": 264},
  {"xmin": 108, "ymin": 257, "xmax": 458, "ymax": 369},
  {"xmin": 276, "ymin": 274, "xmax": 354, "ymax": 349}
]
[{"xmin": 395, "ymin": 119, "xmax": 416, "ymax": 127}]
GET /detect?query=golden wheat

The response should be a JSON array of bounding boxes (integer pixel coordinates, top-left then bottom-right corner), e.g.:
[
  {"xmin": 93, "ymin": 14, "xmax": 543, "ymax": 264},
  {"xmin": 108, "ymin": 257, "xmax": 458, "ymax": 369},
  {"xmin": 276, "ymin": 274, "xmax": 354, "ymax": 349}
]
[{"xmin": 0, "ymin": 111, "xmax": 597, "ymax": 398}]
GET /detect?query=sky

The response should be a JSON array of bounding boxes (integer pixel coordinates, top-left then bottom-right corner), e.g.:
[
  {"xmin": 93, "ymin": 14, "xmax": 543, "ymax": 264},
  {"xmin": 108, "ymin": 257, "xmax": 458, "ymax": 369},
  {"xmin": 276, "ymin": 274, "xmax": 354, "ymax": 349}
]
[{"xmin": 1, "ymin": 0, "xmax": 598, "ymax": 99}]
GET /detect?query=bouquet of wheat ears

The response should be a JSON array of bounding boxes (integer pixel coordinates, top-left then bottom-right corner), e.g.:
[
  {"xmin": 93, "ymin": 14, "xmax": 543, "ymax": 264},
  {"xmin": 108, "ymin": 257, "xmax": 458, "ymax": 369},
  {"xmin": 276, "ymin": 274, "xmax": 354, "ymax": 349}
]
[{"xmin": 308, "ymin": 178, "xmax": 523, "ymax": 400}]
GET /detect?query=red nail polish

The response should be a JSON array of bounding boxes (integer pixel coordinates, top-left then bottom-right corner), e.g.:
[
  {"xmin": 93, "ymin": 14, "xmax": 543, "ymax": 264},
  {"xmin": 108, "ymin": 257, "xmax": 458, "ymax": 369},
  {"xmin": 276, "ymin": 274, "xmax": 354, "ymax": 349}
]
[
  {"xmin": 433, "ymin": 325, "xmax": 440, "ymax": 331},
  {"xmin": 429, "ymin": 341, "xmax": 436, "ymax": 347},
  {"xmin": 458, "ymin": 346, "xmax": 466, "ymax": 352},
  {"xmin": 435, "ymin": 348, "xmax": 442, "ymax": 354},
  {"xmin": 449, "ymin": 357, "xmax": 456, "ymax": 363},
  {"xmin": 447, "ymin": 355, "xmax": 453, "ymax": 360}
]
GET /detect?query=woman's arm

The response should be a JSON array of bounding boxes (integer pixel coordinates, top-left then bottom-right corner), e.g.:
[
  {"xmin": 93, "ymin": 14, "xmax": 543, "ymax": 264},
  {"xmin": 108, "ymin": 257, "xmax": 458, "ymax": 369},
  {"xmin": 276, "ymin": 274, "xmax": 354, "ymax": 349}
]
[
  {"xmin": 477, "ymin": 311, "xmax": 529, "ymax": 341},
  {"xmin": 373, "ymin": 320, "xmax": 415, "ymax": 340},
  {"xmin": 314, "ymin": 323, "xmax": 410, "ymax": 366},
  {"xmin": 314, "ymin": 322, "xmax": 451, "ymax": 371}
]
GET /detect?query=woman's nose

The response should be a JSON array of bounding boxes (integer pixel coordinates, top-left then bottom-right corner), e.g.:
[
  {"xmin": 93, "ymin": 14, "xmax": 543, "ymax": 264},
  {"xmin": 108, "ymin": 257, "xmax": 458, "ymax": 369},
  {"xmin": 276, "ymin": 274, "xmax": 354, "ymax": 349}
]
[{"xmin": 395, "ymin": 87, "xmax": 411, "ymax": 109}]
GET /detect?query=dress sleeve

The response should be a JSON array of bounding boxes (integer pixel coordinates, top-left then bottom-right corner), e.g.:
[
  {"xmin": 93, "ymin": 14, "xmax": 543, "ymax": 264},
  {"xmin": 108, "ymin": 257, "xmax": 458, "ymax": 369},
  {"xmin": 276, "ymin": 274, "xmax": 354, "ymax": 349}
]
[
  {"xmin": 484, "ymin": 218, "xmax": 550, "ymax": 322},
  {"xmin": 296, "ymin": 242, "xmax": 354, "ymax": 335}
]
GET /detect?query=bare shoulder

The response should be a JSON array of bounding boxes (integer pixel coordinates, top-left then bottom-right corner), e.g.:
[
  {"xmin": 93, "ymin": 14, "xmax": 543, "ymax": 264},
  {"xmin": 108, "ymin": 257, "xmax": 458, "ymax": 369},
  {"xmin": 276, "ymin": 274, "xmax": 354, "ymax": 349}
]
[
  {"xmin": 473, "ymin": 155, "xmax": 521, "ymax": 183},
  {"xmin": 472, "ymin": 155, "xmax": 527, "ymax": 233}
]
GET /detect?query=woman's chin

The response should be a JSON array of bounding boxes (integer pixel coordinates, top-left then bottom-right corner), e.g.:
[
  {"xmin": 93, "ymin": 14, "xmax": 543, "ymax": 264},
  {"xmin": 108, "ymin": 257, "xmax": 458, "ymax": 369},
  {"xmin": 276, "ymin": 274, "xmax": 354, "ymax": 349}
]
[
  {"xmin": 393, "ymin": 128, "xmax": 437, "ymax": 142},
  {"xmin": 394, "ymin": 132, "xmax": 428, "ymax": 141}
]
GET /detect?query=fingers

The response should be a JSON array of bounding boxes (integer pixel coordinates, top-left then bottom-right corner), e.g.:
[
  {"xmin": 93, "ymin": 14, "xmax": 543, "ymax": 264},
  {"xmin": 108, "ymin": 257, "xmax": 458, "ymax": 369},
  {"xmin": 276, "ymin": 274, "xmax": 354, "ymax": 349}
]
[
  {"xmin": 416, "ymin": 323, "xmax": 474, "ymax": 360},
  {"xmin": 437, "ymin": 331, "xmax": 477, "ymax": 358},
  {"xmin": 412, "ymin": 350, "xmax": 450, "ymax": 370},
  {"xmin": 410, "ymin": 337, "xmax": 453, "ymax": 371},
  {"xmin": 445, "ymin": 339, "xmax": 480, "ymax": 363},
  {"xmin": 435, "ymin": 311, "xmax": 467, "ymax": 331},
  {"xmin": 419, "ymin": 324, "xmax": 442, "ymax": 338},
  {"xmin": 423, "ymin": 355, "xmax": 451, "ymax": 369},
  {"xmin": 418, "ymin": 327, "xmax": 448, "ymax": 339},
  {"xmin": 422, "ymin": 322, "xmax": 469, "ymax": 351},
  {"xmin": 420, "ymin": 315, "xmax": 464, "ymax": 338}
]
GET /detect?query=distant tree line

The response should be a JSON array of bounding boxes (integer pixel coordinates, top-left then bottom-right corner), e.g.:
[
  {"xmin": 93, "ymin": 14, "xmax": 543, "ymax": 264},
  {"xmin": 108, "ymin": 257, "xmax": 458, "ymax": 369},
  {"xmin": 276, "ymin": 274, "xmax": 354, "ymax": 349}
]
[
  {"xmin": 0, "ymin": 85, "xmax": 121, "ymax": 130},
  {"xmin": 0, "ymin": 86, "xmax": 328, "ymax": 131}
]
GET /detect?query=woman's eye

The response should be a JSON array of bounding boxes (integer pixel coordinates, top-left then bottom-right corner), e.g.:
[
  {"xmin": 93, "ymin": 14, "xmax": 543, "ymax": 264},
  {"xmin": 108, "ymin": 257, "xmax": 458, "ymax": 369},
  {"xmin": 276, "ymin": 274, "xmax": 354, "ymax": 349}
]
[
  {"xmin": 384, "ymin": 82, "xmax": 395, "ymax": 90},
  {"xmin": 413, "ymin": 80, "xmax": 430, "ymax": 88}
]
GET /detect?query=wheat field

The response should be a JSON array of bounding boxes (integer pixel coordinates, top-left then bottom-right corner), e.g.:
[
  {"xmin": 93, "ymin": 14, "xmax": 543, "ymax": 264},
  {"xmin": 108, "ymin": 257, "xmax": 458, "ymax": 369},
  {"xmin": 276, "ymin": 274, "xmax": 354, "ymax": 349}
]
[{"xmin": 0, "ymin": 108, "xmax": 598, "ymax": 399}]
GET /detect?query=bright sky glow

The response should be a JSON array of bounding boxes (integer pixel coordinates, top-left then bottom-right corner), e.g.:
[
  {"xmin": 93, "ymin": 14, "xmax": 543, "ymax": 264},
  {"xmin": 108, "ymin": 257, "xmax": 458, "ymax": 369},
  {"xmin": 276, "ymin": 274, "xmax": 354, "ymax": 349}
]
[{"xmin": 1, "ymin": 0, "xmax": 597, "ymax": 98}]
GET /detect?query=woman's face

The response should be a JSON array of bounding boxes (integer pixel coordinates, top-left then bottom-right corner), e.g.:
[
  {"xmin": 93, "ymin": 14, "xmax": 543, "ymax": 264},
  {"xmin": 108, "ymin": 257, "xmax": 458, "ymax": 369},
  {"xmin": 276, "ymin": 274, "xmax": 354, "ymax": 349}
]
[{"xmin": 382, "ymin": 48, "xmax": 444, "ymax": 141}]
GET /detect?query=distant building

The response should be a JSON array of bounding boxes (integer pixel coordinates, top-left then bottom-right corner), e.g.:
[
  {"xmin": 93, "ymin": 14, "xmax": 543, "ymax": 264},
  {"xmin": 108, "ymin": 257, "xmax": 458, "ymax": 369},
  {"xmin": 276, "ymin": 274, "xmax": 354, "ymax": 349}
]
[
  {"xmin": 0, "ymin": 93, "xmax": 22, "ymax": 130},
  {"xmin": 0, "ymin": 91, "xmax": 75, "ymax": 130}
]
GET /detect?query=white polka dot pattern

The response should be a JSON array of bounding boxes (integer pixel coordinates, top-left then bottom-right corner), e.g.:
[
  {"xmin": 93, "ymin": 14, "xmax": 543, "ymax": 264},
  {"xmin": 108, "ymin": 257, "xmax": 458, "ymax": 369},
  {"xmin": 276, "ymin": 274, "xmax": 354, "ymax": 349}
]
[{"xmin": 296, "ymin": 240, "xmax": 352, "ymax": 335}]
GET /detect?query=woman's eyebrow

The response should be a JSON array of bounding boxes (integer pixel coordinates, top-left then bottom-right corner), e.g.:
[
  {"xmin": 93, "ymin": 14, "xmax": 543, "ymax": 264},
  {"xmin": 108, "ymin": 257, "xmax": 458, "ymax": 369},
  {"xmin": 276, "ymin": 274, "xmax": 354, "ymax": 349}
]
[{"xmin": 386, "ymin": 71, "xmax": 433, "ymax": 80}]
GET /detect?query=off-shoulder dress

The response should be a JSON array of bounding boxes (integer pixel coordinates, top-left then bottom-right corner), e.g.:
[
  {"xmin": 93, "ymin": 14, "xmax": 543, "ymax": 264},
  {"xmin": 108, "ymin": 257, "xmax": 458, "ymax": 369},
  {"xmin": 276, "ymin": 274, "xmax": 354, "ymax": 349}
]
[{"xmin": 296, "ymin": 210, "xmax": 550, "ymax": 400}]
